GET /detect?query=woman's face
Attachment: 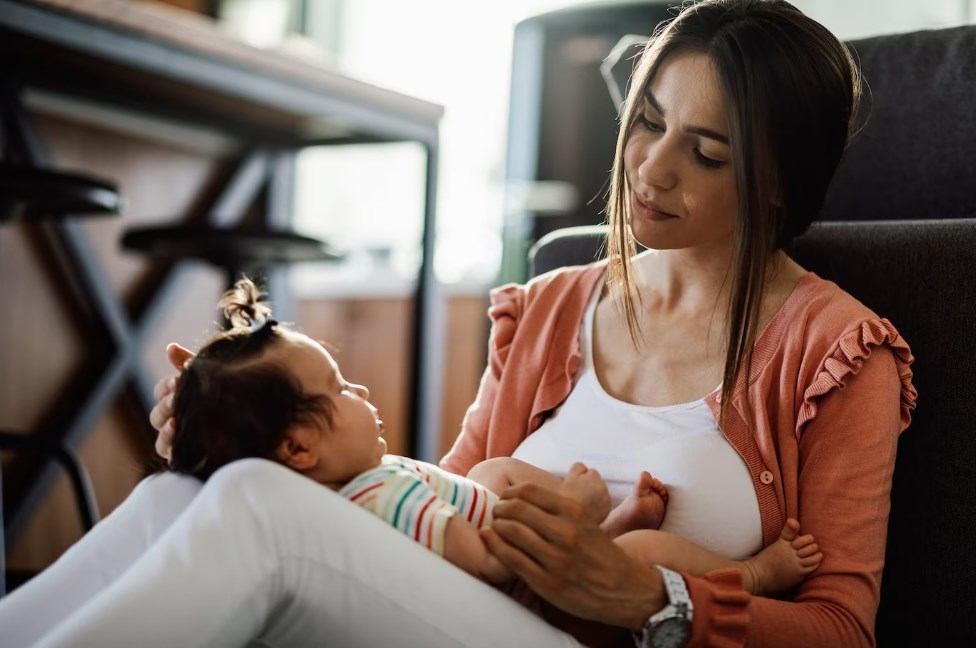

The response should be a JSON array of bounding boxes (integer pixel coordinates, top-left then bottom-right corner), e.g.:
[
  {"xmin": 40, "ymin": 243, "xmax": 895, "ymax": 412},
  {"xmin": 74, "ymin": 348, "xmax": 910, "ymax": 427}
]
[{"xmin": 624, "ymin": 50, "xmax": 738, "ymax": 253}]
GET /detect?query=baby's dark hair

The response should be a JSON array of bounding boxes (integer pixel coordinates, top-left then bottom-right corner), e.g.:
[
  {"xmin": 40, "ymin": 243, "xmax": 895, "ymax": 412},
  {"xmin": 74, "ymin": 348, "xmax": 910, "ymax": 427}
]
[{"xmin": 168, "ymin": 278, "xmax": 333, "ymax": 481}]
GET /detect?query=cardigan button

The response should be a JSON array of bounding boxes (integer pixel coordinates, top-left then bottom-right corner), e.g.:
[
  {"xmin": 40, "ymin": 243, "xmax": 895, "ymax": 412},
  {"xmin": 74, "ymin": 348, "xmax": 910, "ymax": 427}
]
[
  {"xmin": 759, "ymin": 470, "xmax": 774, "ymax": 485},
  {"xmin": 714, "ymin": 392, "xmax": 722, "ymax": 403}
]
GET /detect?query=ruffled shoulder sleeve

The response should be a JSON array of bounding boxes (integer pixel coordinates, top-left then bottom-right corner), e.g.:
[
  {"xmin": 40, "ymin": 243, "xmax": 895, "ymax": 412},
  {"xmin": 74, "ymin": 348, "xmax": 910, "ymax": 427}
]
[
  {"xmin": 484, "ymin": 282, "xmax": 526, "ymax": 379},
  {"xmin": 797, "ymin": 318, "xmax": 917, "ymax": 435}
]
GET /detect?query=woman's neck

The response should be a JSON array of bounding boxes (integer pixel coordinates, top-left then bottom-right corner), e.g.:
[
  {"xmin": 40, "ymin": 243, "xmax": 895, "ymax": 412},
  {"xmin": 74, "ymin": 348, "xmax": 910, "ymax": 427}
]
[
  {"xmin": 627, "ymin": 249, "xmax": 798, "ymax": 321},
  {"xmin": 631, "ymin": 247, "xmax": 734, "ymax": 315}
]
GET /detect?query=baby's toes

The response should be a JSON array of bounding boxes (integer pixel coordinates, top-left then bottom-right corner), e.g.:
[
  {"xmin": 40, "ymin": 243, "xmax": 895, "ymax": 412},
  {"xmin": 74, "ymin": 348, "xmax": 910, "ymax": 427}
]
[
  {"xmin": 779, "ymin": 518, "xmax": 801, "ymax": 542},
  {"xmin": 649, "ymin": 478, "xmax": 669, "ymax": 503},
  {"xmin": 796, "ymin": 543, "xmax": 819, "ymax": 558},
  {"xmin": 800, "ymin": 552, "xmax": 823, "ymax": 568}
]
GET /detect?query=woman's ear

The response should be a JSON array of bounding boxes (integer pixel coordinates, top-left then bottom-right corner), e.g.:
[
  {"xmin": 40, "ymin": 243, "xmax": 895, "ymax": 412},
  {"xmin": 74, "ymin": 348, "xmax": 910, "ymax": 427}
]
[{"xmin": 275, "ymin": 427, "xmax": 321, "ymax": 471}]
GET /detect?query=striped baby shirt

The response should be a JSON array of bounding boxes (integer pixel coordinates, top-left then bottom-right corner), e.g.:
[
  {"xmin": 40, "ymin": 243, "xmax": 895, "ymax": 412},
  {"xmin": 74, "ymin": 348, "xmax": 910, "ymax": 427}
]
[{"xmin": 338, "ymin": 455, "xmax": 497, "ymax": 556}]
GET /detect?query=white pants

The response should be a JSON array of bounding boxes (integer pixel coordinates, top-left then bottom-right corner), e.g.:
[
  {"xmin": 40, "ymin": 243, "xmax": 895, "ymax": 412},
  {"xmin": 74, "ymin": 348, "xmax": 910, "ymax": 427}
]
[{"xmin": 0, "ymin": 459, "xmax": 580, "ymax": 648}]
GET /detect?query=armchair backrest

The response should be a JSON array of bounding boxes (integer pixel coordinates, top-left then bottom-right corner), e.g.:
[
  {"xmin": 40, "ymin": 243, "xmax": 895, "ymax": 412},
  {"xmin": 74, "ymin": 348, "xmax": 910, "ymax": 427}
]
[{"xmin": 822, "ymin": 26, "xmax": 976, "ymax": 222}]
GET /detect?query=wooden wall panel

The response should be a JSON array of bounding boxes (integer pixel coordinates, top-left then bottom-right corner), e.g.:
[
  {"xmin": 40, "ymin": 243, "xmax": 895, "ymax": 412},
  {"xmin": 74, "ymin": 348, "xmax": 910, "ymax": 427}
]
[
  {"xmin": 439, "ymin": 295, "xmax": 489, "ymax": 459},
  {"xmin": 297, "ymin": 297, "xmax": 412, "ymax": 457}
]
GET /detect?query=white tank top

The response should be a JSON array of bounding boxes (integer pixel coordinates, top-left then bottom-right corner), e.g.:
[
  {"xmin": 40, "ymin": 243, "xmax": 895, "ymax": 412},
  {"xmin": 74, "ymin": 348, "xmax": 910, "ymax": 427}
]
[{"xmin": 511, "ymin": 282, "xmax": 763, "ymax": 560}]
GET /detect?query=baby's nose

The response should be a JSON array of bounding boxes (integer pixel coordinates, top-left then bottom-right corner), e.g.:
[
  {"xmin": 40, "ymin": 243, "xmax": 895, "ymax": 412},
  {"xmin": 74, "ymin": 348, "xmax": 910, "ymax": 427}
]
[{"xmin": 352, "ymin": 383, "xmax": 369, "ymax": 400}]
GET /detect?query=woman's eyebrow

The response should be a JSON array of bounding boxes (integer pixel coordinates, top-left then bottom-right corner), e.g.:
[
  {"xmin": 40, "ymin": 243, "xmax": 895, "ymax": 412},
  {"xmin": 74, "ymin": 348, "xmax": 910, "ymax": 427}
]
[{"xmin": 643, "ymin": 90, "xmax": 730, "ymax": 145}]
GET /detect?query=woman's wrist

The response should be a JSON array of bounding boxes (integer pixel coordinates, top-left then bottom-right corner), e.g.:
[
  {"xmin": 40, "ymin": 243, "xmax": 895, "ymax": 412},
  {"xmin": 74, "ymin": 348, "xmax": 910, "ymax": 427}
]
[{"xmin": 622, "ymin": 562, "xmax": 668, "ymax": 631}]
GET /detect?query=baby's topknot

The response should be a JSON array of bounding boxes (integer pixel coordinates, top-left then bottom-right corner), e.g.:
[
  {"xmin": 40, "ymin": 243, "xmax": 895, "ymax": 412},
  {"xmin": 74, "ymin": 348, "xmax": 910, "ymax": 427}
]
[{"xmin": 218, "ymin": 277, "xmax": 273, "ymax": 330}]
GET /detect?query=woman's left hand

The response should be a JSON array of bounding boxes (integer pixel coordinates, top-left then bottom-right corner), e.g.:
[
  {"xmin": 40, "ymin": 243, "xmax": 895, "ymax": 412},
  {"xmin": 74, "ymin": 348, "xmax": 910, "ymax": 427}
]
[{"xmin": 481, "ymin": 482, "xmax": 664, "ymax": 630}]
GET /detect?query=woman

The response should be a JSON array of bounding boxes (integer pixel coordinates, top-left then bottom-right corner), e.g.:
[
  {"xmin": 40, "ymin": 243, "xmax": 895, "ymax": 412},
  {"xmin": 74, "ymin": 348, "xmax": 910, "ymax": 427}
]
[{"xmin": 0, "ymin": 1, "xmax": 914, "ymax": 646}]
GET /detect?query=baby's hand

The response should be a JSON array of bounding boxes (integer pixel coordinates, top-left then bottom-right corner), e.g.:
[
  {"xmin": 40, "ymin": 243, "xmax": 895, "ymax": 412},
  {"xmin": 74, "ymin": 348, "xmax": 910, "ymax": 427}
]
[
  {"xmin": 559, "ymin": 462, "xmax": 612, "ymax": 525},
  {"xmin": 149, "ymin": 343, "xmax": 195, "ymax": 460}
]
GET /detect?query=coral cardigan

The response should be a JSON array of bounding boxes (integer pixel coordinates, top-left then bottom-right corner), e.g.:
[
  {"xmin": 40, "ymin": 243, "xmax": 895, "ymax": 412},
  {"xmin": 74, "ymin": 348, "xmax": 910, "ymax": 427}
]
[{"xmin": 441, "ymin": 261, "xmax": 916, "ymax": 648}]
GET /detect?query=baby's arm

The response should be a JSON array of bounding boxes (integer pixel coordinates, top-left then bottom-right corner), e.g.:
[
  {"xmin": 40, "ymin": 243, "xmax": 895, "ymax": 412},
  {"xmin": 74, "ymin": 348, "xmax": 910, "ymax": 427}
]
[{"xmin": 443, "ymin": 515, "xmax": 513, "ymax": 584}]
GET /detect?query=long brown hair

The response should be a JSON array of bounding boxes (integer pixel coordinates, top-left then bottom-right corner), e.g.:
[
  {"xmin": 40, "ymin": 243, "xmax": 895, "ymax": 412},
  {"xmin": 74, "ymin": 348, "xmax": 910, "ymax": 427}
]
[{"xmin": 606, "ymin": 0, "xmax": 859, "ymax": 419}]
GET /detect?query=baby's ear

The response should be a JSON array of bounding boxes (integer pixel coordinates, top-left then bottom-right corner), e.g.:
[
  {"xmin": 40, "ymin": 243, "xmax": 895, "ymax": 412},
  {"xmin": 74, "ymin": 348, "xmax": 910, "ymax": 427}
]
[{"xmin": 275, "ymin": 428, "xmax": 320, "ymax": 471}]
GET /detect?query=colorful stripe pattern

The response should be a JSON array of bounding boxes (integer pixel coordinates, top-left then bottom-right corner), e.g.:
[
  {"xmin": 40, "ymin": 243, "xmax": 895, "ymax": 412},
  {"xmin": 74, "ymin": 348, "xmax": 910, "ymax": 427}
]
[{"xmin": 338, "ymin": 455, "xmax": 498, "ymax": 556}]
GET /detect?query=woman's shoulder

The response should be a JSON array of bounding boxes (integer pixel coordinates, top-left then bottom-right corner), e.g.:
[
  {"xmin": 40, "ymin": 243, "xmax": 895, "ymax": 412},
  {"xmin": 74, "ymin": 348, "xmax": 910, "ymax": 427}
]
[
  {"xmin": 777, "ymin": 272, "xmax": 915, "ymax": 384},
  {"xmin": 760, "ymin": 271, "xmax": 912, "ymax": 386},
  {"xmin": 784, "ymin": 272, "xmax": 887, "ymax": 337}
]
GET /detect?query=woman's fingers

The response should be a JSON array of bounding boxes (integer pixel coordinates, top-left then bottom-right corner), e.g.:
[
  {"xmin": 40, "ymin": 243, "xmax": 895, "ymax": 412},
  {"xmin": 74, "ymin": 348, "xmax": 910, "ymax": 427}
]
[
  {"xmin": 493, "ymin": 490, "xmax": 580, "ymax": 544},
  {"xmin": 152, "ymin": 375, "xmax": 174, "ymax": 401},
  {"xmin": 498, "ymin": 482, "xmax": 582, "ymax": 517},
  {"xmin": 148, "ymin": 342, "xmax": 193, "ymax": 460},
  {"xmin": 149, "ymin": 384, "xmax": 175, "ymax": 431},
  {"xmin": 154, "ymin": 419, "xmax": 175, "ymax": 460}
]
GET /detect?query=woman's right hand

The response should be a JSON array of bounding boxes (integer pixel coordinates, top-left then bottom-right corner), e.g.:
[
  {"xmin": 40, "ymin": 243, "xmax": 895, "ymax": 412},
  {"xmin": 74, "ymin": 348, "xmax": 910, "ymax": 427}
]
[{"xmin": 149, "ymin": 343, "xmax": 195, "ymax": 460}]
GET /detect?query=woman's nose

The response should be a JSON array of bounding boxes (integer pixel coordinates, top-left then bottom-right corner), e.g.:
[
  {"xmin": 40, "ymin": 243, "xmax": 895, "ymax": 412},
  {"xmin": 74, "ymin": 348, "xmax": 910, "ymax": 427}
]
[{"xmin": 637, "ymin": 139, "xmax": 678, "ymax": 191}]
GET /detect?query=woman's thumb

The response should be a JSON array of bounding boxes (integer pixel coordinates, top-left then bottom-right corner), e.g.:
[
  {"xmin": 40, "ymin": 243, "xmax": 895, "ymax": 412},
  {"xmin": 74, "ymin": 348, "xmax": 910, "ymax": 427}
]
[{"xmin": 166, "ymin": 343, "xmax": 195, "ymax": 371}]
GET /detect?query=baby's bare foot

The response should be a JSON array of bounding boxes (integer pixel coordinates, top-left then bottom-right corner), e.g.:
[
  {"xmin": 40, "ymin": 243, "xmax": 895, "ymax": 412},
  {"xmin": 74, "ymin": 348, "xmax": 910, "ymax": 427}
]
[
  {"xmin": 741, "ymin": 518, "xmax": 822, "ymax": 597},
  {"xmin": 601, "ymin": 471, "xmax": 668, "ymax": 539}
]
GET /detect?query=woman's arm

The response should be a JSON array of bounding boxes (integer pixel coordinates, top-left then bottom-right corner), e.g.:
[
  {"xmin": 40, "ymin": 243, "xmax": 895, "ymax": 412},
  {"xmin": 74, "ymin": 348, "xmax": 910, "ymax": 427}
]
[{"xmin": 734, "ymin": 344, "xmax": 903, "ymax": 647}]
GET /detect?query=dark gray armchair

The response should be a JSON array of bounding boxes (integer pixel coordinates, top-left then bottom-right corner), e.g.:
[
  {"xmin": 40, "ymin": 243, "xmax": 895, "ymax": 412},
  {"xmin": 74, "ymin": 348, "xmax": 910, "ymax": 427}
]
[{"xmin": 530, "ymin": 24, "xmax": 976, "ymax": 646}]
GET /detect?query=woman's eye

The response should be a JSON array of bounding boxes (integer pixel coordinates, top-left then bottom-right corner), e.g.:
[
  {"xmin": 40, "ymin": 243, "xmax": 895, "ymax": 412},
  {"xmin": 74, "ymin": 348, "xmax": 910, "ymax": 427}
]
[
  {"xmin": 639, "ymin": 115, "xmax": 664, "ymax": 132},
  {"xmin": 694, "ymin": 149, "xmax": 726, "ymax": 170}
]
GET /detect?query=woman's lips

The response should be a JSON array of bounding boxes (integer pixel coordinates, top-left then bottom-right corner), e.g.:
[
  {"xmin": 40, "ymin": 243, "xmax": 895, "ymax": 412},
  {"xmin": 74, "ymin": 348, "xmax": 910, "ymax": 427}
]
[{"xmin": 632, "ymin": 194, "xmax": 678, "ymax": 221}]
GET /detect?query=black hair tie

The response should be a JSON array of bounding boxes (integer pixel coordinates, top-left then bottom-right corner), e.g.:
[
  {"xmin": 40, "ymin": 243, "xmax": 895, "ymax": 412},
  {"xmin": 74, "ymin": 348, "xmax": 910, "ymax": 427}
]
[{"xmin": 250, "ymin": 318, "xmax": 278, "ymax": 335}]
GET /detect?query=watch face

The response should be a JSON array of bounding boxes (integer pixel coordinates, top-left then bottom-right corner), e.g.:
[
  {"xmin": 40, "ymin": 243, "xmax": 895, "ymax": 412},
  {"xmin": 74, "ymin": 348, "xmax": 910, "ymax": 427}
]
[{"xmin": 651, "ymin": 618, "xmax": 692, "ymax": 648}]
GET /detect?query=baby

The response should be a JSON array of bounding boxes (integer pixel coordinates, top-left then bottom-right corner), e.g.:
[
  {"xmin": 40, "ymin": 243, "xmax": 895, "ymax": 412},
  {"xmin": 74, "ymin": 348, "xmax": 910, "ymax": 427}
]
[{"xmin": 168, "ymin": 278, "xmax": 820, "ymax": 598}]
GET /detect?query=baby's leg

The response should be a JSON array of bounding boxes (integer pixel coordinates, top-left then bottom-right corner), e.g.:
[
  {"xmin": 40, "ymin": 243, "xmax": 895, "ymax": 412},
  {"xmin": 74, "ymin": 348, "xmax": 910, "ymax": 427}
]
[
  {"xmin": 602, "ymin": 470, "xmax": 669, "ymax": 538},
  {"xmin": 466, "ymin": 457, "xmax": 562, "ymax": 494},
  {"xmin": 615, "ymin": 518, "xmax": 821, "ymax": 597}
]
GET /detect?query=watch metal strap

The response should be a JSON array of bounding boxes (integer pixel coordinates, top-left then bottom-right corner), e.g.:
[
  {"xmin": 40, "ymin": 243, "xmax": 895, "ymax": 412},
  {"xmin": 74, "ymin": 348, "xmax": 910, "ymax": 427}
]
[{"xmin": 656, "ymin": 565, "xmax": 693, "ymax": 616}]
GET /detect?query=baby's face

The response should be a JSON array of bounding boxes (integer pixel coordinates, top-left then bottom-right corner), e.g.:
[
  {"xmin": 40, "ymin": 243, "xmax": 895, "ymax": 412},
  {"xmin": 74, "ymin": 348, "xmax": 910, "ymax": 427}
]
[{"xmin": 273, "ymin": 332, "xmax": 387, "ymax": 484}]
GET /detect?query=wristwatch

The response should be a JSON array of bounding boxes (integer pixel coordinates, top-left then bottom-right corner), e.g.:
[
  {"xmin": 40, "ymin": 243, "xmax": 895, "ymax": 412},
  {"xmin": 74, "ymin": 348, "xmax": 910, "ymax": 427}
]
[{"xmin": 633, "ymin": 566, "xmax": 694, "ymax": 648}]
